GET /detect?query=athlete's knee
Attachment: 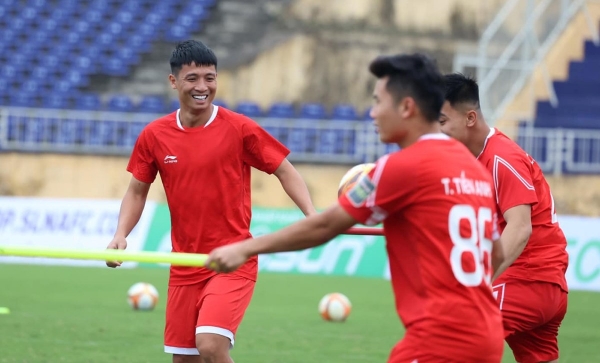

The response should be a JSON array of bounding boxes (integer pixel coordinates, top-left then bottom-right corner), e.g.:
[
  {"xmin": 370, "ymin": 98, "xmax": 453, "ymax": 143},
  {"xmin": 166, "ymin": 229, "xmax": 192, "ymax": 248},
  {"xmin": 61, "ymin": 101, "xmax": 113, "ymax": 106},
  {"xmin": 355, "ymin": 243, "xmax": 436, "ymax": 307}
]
[{"xmin": 196, "ymin": 333, "xmax": 231, "ymax": 363}]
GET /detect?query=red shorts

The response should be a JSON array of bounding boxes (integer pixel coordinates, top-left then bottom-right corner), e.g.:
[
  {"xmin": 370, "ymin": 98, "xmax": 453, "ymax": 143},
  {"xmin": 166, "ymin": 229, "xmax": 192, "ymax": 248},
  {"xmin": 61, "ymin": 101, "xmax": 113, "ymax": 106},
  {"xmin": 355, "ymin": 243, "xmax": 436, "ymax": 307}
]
[
  {"xmin": 493, "ymin": 279, "xmax": 568, "ymax": 363},
  {"xmin": 163, "ymin": 274, "xmax": 255, "ymax": 355},
  {"xmin": 388, "ymin": 326, "xmax": 503, "ymax": 363}
]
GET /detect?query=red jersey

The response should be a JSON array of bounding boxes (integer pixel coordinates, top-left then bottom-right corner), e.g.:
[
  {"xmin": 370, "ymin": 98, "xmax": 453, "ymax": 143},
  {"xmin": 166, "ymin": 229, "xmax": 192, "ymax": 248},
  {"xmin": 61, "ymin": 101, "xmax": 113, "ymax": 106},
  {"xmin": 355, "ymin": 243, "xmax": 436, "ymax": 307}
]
[
  {"xmin": 127, "ymin": 106, "xmax": 289, "ymax": 285},
  {"xmin": 478, "ymin": 128, "xmax": 568, "ymax": 292},
  {"xmin": 340, "ymin": 134, "xmax": 504, "ymax": 361}
]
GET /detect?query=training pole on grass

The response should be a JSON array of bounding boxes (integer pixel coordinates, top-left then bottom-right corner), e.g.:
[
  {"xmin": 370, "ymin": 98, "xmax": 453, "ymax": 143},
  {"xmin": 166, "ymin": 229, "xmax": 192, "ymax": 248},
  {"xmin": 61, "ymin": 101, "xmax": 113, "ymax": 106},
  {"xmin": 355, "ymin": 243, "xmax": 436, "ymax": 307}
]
[
  {"xmin": 0, "ymin": 227, "xmax": 382, "ymax": 266},
  {"xmin": 0, "ymin": 246, "xmax": 208, "ymax": 267},
  {"xmin": 344, "ymin": 227, "xmax": 384, "ymax": 236}
]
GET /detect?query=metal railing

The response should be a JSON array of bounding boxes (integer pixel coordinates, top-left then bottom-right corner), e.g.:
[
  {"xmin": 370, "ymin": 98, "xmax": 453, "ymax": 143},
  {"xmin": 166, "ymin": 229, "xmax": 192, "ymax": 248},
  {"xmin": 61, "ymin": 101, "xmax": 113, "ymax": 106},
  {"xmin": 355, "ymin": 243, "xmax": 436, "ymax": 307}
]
[
  {"xmin": 453, "ymin": 0, "xmax": 600, "ymax": 125},
  {"xmin": 0, "ymin": 106, "xmax": 398, "ymax": 164},
  {"xmin": 517, "ymin": 124, "xmax": 600, "ymax": 174},
  {"xmin": 1, "ymin": 107, "xmax": 598, "ymax": 174}
]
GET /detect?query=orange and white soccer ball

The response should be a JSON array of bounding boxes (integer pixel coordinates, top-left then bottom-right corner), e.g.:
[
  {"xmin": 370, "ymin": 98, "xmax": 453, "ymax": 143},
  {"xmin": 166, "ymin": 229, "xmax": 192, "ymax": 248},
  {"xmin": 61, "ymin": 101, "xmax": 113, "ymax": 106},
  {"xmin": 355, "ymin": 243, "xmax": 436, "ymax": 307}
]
[
  {"xmin": 127, "ymin": 282, "xmax": 159, "ymax": 311},
  {"xmin": 318, "ymin": 293, "xmax": 352, "ymax": 322},
  {"xmin": 338, "ymin": 163, "xmax": 376, "ymax": 197}
]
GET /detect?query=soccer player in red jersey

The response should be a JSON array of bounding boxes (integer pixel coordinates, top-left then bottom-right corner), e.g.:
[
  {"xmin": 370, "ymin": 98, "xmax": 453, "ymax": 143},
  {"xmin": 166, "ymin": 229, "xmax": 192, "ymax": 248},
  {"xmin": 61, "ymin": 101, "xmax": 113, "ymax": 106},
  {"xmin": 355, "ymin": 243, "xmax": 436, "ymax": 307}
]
[
  {"xmin": 105, "ymin": 40, "xmax": 316, "ymax": 363},
  {"xmin": 206, "ymin": 54, "xmax": 506, "ymax": 363},
  {"xmin": 440, "ymin": 73, "xmax": 569, "ymax": 363}
]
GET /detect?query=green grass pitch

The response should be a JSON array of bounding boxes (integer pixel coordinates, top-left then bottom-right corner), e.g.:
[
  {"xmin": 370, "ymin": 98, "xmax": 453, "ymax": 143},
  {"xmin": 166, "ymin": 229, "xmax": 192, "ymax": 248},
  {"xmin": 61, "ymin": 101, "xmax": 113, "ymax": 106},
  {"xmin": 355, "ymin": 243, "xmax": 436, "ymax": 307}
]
[{"xmin": 0, "ymin": 264, "xmax": 598, "ymax": 362}]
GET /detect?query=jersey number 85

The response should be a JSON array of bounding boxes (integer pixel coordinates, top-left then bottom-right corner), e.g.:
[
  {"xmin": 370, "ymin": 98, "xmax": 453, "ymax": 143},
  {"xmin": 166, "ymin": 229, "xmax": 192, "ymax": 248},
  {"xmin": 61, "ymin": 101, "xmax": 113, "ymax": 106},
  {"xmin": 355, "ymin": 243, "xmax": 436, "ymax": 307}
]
[{"xmin": 448, "ymin": 205, "xmax": 494, "ymax": 287}]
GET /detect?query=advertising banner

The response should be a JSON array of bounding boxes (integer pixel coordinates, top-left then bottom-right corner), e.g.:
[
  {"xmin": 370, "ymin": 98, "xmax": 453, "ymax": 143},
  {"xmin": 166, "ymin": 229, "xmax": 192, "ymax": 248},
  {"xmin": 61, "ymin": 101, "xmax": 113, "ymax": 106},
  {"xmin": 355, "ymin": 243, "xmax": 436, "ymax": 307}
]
[
  {"xmin": 0, "ymin": 197, "xmax": 156, "ymax": 267},
  {"xmin": 1, "ymin": 197, "xmax": 598, "ymax": 292},
  {"xmin": 141, "ymin": 205, "xmax": 599, "ymax": 291}
]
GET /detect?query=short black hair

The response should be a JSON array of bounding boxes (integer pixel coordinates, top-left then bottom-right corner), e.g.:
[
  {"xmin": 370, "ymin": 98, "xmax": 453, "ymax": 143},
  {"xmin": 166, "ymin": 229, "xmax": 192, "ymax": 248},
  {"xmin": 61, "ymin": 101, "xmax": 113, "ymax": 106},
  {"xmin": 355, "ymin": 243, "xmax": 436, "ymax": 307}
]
[
  {"xmin": 369, "ymin": 53, "xmax": 444, "ymax": 122},
  {"xmin": 170, "ymin": 40, "xmax": 218, "ymax": 75},
  {"xmin": 443, "ymin": 73, "xmax": 480, "ymax": 108}
]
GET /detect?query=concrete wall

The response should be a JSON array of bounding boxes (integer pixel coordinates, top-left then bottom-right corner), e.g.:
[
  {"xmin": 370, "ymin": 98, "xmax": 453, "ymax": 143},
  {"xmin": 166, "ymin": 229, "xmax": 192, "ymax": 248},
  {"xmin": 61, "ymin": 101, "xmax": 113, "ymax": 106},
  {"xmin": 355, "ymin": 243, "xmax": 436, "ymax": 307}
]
[{"xmin": 1, "ymin": 153, "xmax": 599, "ymax": 216}]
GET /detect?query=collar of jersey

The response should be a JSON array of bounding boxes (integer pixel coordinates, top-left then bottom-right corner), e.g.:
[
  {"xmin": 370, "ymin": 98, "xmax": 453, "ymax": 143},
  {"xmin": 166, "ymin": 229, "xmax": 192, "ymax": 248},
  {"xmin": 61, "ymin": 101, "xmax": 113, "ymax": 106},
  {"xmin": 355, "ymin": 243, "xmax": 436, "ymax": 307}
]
[
  {"xmin": 477, "ymin": 127, "xmax": 496, "ymax": 159},
  {"xmin": 176, "ymin": 105, "xmax": 219, "ymax": 130},
  {"xmin": 418, "ymin": 133, "xmax": 450, "ymax": 141}
]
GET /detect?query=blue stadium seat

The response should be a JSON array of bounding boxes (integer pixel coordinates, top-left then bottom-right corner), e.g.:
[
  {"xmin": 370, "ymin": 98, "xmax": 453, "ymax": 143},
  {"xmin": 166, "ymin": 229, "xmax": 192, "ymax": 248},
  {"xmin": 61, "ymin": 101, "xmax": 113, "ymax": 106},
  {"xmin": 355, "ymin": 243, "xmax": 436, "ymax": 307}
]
[
  {"xmin": 169, "ymin": 99, "xmax": 180, "ymax": 112},
  {"xmin": 165, "ymin": 25, "xmax": 190, "ymax": 42},
  {"xmin": 107, "ymin": 95, "xmax": 134, "ymax": 112},
  {"xmin": 553, "ymin": 81, "xmax": 600, "ymax": 99},
  {"xmin": 24, "ymin": 117, "xmax": 45, "ymax": 143},
  {"xmin": 124, "ymin": 122, "xmax": 147, "ymax": 147},
  {"xmin": 55, "ymin": 119, "xmax": 85, "ymax": 145},
  {"xmin": 138, "ymin": 96, "xmax": 166, "ymax": 114},
  {"xmin": 584, "ymin": 40, "xmax": 600, "ymax": 59},
  {"xmin": 213, "ymin": 99, "xmax": 228, "ymax": 108},
  {"xmin": 88, "ymin": 121, "xmax": 117, "ymax": 146},
  {"xmin": 74, "ymin": 94, "xmax": 101, "ymax": 111},
  {"xmin": 332, "ymin": 104, "xmax": 358, "ymax": 120},
  {"xmin": 43, "ymin": 95, "xmax": 70, "ymax": 109},
  {"xmin": 268, "ymin": 103, "xmax": 296, "ymax": 118},
  {"xmin": 9, "ymin": 93, "xmax": 37, "ymax": 108},
  {"xmin": 103, "ymin": 58, "xmax": 128, "ymax": 77},
  {"xmin": 300, "ymin": 103, "xmax": 327, "ymax": 119},
  {"xmin": 568, "ymin": 61, "xmax": 600, "ymax": 83},
  {"xmin": 235, "ymin": 101, "xmax": 262, "ymax": 117}
]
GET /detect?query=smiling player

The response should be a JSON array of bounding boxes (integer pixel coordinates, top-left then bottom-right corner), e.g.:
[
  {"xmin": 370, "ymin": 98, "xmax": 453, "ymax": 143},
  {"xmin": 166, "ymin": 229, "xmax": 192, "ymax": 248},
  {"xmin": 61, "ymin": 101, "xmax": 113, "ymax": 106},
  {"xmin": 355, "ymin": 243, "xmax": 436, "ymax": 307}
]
[{"xmin": 105, "ymin": 40, "xmax": 316, "ymax": 363}]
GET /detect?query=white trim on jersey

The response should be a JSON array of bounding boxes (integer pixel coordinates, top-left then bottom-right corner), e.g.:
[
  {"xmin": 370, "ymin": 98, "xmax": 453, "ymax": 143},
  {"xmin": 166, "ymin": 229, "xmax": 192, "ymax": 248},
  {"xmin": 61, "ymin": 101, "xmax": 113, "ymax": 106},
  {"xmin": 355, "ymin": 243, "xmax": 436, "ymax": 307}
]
[
  {"xmin": 477, "ymin": 127, "xmax": 496, "ymax": 159},
  {"xmin": 164, "ymin": 346, "xmax": 199, "ymax": 355},
  {"xmin": 418, "ymin": 133, "xmax": 451, "ymax": 141},
  {"xmin": 366, "ymin": 154, "xmax": 389, "ymax": 208},
  {"xmin": 492, "ymin": 155, "xmax": 535, "ymax": 203},
  {"xmin": 176, "ymin": 105, "xmax": 220, "ymax": 130},
  {"xmin": 364, "ymin": 154, "xmax": 390, "ymax": 226}
]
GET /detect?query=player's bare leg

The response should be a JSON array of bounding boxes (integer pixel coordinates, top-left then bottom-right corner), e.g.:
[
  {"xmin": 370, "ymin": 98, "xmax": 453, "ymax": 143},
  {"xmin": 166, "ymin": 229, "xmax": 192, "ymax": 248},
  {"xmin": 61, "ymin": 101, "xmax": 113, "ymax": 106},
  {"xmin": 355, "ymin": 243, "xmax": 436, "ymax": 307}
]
[
  {"xmin": 196, "ymin": 333, "xmax": 234, "ymax": 363},
  {"xmin": 173, "ymin": 355, "xmax": 201, "ymax": 363}
]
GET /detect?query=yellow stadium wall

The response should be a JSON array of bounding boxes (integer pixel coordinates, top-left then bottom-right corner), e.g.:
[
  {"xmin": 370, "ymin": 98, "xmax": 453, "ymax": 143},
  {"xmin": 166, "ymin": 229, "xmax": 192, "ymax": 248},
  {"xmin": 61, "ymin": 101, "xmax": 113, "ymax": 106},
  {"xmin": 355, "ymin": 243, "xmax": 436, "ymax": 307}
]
[{"xmin": 1, "ymin": 153, "xmax": 599, "ymax": 217}]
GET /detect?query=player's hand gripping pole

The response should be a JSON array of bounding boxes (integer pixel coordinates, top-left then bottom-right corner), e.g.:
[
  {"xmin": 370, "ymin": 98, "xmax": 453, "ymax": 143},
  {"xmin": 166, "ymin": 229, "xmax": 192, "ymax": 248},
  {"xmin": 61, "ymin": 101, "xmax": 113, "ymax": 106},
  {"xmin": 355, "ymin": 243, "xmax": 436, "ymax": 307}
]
[{"xmin": 0, "ymin": 246, "xmax": 208, "ymax": 267}]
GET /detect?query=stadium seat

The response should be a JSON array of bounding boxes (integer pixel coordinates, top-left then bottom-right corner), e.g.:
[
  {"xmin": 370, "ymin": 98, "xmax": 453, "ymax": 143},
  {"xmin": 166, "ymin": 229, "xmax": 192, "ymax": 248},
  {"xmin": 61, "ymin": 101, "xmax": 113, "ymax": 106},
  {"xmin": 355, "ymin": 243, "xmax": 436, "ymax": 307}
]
[
  {"xmin": 43, "ymin": 94, "xmax": 70, "ymax": 109},
  {"xmin": 300, "ymin": 103, "xmax": 327, "ymax": 119},
  {"xmin": 332, "ymin": 104, "xmax": 358, "ymax": 120},
  {"xmin": 268, "ymin": 103, "xmax": 296, "ymax": 118},
  {"xmin": 235, "ymin": 101, "xmax": 262, "ymax": 117},
  {"xmin": 107, "ymin": 95, "xmax": 134, "ymax": 112},
  {"xmin": 213, "ymin": 99, "xmax": 228, "ymax": 108},
  {"xmin": 74, "ymin": 94, "xmax": 101, "ymax": 111},
  {"xmin": 138, "ymin": 96, "xmax": 166, "ymax": 114}
]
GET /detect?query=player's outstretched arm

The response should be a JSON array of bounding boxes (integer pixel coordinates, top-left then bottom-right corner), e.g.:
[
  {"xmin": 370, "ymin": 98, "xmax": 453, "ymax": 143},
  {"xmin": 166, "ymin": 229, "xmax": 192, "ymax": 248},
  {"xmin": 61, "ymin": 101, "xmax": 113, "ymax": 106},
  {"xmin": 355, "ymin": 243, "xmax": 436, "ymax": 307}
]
[
  {"xmin": 492, "ymin": 204, "xmax": 532, "ymax": 280},
  {"xmin": 106, "ymin": 176, "xmax": 151, "ymax": 268},
  {"xmin": 273, "ymin": 159, "xmax": 317, "ymax": 216},
  {"xmin": 206, "ymin": 204, "xmax": 356, "ymax": 273}
]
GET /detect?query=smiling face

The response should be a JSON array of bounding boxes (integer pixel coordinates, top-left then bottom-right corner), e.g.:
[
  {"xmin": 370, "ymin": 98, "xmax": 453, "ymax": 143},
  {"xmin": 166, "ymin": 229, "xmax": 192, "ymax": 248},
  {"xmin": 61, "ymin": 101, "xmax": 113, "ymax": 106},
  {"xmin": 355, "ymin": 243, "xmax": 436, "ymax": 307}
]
[{"xmin": 169, "ymin": 63, "xmax": 217, "ymax": 113}]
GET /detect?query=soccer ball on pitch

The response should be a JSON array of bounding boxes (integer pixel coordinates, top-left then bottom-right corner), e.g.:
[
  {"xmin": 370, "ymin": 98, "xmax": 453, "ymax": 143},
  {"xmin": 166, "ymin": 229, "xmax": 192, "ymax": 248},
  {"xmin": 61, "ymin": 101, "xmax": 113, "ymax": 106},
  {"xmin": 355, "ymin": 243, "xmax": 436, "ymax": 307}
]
[
  {"xmin": 318, "ymin": 293, "xmax": 352, "ymax": 322},
  {"xmin": 127, "ymin": 282, "xmax": 159, "ymax": 311},
  {"xmin": 338, "ymin": 163, "xmax": 376, "ymax": 197}
]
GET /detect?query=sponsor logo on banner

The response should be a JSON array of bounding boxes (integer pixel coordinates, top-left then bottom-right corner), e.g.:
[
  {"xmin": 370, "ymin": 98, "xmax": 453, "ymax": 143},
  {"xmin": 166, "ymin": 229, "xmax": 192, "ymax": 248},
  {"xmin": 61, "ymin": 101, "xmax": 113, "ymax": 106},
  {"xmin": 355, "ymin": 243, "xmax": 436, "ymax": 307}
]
[{"xmin": 0, "ymin": 197, "xmax": 156, "ymax": 268}]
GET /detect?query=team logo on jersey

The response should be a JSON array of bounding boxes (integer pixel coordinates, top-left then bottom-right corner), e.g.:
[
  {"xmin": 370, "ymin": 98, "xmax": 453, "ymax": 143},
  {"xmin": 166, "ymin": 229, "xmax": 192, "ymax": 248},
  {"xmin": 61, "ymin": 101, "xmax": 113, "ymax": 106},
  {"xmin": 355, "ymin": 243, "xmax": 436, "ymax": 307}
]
[
  {"xmin": 164, "ymin": 155, "xmax": 178, "ymax": 164},
  {"xmin": 347, "ymin": 175, "xmax": 375, "ymax": 207}
]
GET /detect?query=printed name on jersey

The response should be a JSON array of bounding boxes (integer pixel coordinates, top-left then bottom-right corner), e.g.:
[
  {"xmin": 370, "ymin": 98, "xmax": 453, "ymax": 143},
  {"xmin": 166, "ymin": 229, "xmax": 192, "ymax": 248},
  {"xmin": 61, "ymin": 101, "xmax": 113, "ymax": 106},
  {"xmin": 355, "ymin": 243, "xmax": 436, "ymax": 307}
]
[
  {"xmin": 441, "ymin": 171, "xmax": 492, "ymax": 197},
  {"xmin": 347, "ymin": 175, "xmax": 376, "ymax": 207}
]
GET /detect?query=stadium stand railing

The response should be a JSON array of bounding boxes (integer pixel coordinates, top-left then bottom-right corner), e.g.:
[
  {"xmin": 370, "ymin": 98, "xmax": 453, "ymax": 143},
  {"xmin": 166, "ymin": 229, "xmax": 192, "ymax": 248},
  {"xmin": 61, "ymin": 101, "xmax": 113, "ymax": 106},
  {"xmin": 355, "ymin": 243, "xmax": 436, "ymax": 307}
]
[
  {"xmin": 0, "ymin": 105, "xmax": 399, "ymax": 164},
  {"xmin": 1, "ymin": 105, "xmax": 600, "ymax": 174}
]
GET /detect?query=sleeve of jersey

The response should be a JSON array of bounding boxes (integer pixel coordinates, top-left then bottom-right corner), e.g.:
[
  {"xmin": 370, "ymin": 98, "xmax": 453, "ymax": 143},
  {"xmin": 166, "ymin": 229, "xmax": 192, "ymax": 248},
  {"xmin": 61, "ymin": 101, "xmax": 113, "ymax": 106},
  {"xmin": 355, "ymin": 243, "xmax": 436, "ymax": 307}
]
[
  {"xmin": 126, "ymin": 129, "xmax": 158, "ymax": 183},
  {"xmin": 242, "ymin": 119, "xmax": 291, "ymax": 174},
  {"xmin": 492, "ymin": 153, "xmax": 538, "ymax": 214},
  {"xmin": 338, "ymin": 155, "xmax": 409, "ymax": 226}
]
